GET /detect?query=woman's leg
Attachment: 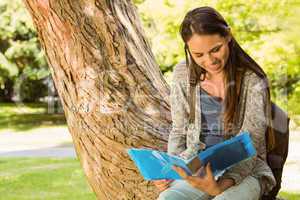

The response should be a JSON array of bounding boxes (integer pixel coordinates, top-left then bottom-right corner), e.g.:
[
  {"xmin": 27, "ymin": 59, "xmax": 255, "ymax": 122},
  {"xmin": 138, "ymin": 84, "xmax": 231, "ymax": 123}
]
[
  {"xmin": 213, "ymin": 176, "xmax": 261, "ymax": 200},
  {"xmin": 157, "ymin": 180, "xmax": 212, "ymax": 200}
]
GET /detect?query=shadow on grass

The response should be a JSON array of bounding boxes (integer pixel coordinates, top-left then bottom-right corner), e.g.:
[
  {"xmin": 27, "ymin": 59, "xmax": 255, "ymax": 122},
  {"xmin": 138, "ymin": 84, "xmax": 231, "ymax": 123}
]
[
  {"xmin": 0, "ymin": 102, "xmax": 66, "ymax": 132},
  {"xmin": 0, "ymin": 113, "xmax": 66, "ymax": 131}
]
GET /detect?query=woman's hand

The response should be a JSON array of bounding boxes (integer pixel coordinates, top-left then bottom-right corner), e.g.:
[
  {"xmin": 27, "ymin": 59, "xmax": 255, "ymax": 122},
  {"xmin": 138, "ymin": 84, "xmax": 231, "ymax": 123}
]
[
  {"xmin": 153, "ymin": 179, "xmax": 173, "ymax": 192},
  {"xmin": 172, "ymin": 163, "xmax": 222, "ymax": 196}
]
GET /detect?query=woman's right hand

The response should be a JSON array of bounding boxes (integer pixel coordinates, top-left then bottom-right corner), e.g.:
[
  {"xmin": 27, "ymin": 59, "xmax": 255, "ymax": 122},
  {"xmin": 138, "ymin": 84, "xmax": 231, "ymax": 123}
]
[{"xmin": 153, "ymin": 179, "xmax": 173, "ymax": 192}]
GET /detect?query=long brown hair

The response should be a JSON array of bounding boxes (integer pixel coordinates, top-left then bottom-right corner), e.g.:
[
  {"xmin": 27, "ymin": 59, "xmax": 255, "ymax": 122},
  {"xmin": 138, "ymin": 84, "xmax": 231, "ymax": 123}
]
[{"xmin": 180, "ymin": 6, "xmax": 275, "ymax": 150}]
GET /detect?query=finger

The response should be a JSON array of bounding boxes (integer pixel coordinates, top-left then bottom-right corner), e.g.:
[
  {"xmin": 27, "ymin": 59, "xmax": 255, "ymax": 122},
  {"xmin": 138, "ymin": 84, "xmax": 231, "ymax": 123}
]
[
  {"xmin": 154, "ymin": 181, "xmax": 168, "ymax": 187},
  {"xmin": 153, "ymin": 180, "xmax": 162, "ymax": 186},
  {"xmin": 172, "ymin": 166, "xmax": 188, "ymax": 179},
  {"xmin": 185, "ymin": 176, "xmax": 205, "ymax": 189},
  {"xmin": 154, "ymin": 183, "xmax": 169, "ymax": 190},
  {"xmin": 205, "ymin": 162, "xmax": 213, "ymax": 178},
  {"xmin": 158, "ymin": 184, "xmax": 170, "ymax": 192},
  {"xmin": 187, "ymin": 175, "xmax": 204, "ymax": 183},
  {"xmin": 164, "ymin": 180, "xmax": 173, "ymax": 184},
  {"xmin": 154, "ymin": 179, "xmax": 168, "ymax": 184},
  {"xmin": 196, "ymin": 166, "xmax": 205, "ymax": 177},
  {"xmin": 157, "ymin": 183, "xmax": 170, "ymax": 188},
  {"xmin": 155, "ymin": 179, "xmax": 173, "ymax": 186},
  {"xmin": 156, "ymin": 181, "xmax": 170, "ymax": 190}
]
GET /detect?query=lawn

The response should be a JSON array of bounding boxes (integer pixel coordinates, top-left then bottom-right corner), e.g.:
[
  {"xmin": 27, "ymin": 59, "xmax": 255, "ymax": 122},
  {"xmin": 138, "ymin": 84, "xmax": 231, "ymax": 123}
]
[
  {"xmin": 0, "ymin": 157, "xmax": 96, "ymax": 200},
  {"xmin": 0, "ymin": 103, "xmax": 66, "ymax": 132},
  {"xmin": 279, "ymin": 192, "xmax": 300, "ymax": 200},
  {"xmin": 0, "ymin": 158, "xmax": 298, "ymax": 200}
]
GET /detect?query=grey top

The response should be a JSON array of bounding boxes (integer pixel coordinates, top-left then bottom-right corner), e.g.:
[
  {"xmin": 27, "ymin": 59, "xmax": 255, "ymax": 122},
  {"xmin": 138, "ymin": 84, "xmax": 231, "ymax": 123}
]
[
  {"xmin": 200, "ymin": 87, "xmax": 224, "ymax": 148},
  {"xmin": 167, "ymin": 61, "xmax": 276, "ymax": 195}
]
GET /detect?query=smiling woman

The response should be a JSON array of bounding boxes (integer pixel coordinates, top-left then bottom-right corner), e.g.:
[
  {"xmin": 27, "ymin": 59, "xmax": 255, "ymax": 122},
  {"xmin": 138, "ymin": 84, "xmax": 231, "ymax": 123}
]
[
  {"xmin": 187, "ymin": 34, "xmax": 230, "ymax": 79},
  {"xmin": 153, "ymin": 6, "xmax": 277, "ymax": 200},
  {"xmin": 186, "ymin": 33, "xmax": 231, "ymax": 100}
]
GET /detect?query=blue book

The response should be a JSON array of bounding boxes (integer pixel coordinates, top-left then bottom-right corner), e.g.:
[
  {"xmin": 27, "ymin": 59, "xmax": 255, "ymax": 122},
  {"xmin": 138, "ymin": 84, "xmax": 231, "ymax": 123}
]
[{"xmin": 127, "ymin": 132, "xmax": 256, "ymax": 180}]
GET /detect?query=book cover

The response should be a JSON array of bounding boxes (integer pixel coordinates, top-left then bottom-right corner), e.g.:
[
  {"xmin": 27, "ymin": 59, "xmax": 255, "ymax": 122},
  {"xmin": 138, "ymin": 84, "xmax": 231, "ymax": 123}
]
[{"xmin": 127, "ymin": 132, "xmax": 256, "ymax": 180}]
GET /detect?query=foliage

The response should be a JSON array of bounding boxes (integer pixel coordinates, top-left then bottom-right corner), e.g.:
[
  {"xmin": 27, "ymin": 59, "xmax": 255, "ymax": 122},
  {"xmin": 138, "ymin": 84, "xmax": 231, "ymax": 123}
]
[
  {"xmin": 135, "ymin": 0, "xmax": 300, "ymax": 115},
  {"xmin": 0, "ymin": 0, "xmax": 299, "ymax": 115},
  {"xmin": 0, "ymin": 0, "xmax": 49, "ymax": 102}
]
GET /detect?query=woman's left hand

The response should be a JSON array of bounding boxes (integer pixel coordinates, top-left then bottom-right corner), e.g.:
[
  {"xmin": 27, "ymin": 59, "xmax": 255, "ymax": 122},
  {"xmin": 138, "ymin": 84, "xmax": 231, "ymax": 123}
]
[{"xmin": 172, "ymin": 162, "xmax": 222, "ymax": 196}]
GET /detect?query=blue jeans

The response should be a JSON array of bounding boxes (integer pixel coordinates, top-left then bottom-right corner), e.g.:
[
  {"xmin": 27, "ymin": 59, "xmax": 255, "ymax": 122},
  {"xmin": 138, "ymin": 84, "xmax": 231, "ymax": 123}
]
[{"xmin": 157, "ymin": 176, "xmax": 261, "ymax": 200}]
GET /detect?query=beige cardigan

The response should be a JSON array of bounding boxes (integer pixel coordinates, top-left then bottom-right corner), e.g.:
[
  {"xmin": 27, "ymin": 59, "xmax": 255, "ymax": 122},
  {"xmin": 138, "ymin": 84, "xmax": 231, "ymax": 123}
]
[{"xmin": 168, "ymin": 61, "xmax": 276, "ymax": 195}]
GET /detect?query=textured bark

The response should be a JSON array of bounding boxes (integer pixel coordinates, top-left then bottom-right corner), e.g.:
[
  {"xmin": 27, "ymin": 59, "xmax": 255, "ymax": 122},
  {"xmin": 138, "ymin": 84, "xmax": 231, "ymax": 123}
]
[{"xmin": 23, "ymin": 0, "xmax": 171, "ymax": 199}]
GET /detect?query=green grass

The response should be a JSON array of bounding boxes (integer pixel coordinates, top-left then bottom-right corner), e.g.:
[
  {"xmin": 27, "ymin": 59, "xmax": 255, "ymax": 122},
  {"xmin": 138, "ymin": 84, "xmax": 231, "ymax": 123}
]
[
  {"xmin": 0, "ymin": 103, "xmax": 66, "ymax": 131},
  {"xmin": 0, "ymin": 157, "xmax": 96, "ymax": 200},
  {"xmin": 0, "ymin": 158, "xmax": 298, "ymax": 200},
  {"xmin": 279, "ymin": 191, "xmax": 300, "ymax": 200}
]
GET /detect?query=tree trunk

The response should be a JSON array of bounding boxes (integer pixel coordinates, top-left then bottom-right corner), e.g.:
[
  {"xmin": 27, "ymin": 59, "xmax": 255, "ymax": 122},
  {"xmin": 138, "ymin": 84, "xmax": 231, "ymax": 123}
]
[
  {"xmin": 2, "ymin": 79, "xmax": 14, "ymax": 102},
  {"xmin": 23, "ymin": 0, "xmax": 172, "ymax": 199}
]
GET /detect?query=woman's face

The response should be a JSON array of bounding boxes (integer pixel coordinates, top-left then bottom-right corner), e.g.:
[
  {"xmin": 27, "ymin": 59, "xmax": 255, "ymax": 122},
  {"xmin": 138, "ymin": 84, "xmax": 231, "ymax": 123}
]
[{"xmin": 187, "ymin": 33, "xmax": 231, "ymax": 76}]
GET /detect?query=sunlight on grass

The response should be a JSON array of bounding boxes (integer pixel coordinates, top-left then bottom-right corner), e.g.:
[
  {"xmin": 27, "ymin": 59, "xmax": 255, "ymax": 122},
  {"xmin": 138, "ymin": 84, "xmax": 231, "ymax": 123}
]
[
  {"xmin": 279, "ymin": 191, "xmax": 300, "ymax": 200},
  {"xmin": 0, "ymin": 157, "xmax": 96, "ymax": 200}
]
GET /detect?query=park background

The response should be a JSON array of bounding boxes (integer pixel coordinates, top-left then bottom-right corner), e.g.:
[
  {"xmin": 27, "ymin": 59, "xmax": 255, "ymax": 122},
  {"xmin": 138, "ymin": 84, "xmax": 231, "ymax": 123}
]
[{"xmin": 0, "ymin": 0, "xmax": 299, "ymax": 199}]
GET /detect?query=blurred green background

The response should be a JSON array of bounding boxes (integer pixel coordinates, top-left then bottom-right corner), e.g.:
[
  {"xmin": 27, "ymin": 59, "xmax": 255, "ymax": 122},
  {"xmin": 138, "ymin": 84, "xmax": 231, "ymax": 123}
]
[
  {"xmin": 0, "ymin": 0, "xmax": 300, "ymax": 117},
  {"xmin": 0, "ymin": 0, "xmax": 299, "ymax": 199}
]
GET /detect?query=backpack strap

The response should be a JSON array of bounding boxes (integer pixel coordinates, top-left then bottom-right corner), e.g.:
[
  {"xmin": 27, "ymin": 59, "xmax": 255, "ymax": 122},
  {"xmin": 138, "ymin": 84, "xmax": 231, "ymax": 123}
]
[
  {"xmin": 189, "ymin": 81, "xmax": 197, "ymax": 124},
  {"xmin": 188, "ymin": 62, "xmax": 199, "ymax": 124}
]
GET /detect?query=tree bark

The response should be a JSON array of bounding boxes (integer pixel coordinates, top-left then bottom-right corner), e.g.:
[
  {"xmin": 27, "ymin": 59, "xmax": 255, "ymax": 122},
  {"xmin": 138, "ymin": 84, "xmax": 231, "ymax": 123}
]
[{"xmin": 23, "ymin": 0, "xmax": 172, "ymax": 199}]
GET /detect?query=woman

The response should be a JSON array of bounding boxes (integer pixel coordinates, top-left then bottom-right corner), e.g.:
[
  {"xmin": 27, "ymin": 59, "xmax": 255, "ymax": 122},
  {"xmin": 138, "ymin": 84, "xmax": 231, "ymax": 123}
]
[{"xmin": 153, "ymin": 6, "xmax": 276, "ymax": 200}]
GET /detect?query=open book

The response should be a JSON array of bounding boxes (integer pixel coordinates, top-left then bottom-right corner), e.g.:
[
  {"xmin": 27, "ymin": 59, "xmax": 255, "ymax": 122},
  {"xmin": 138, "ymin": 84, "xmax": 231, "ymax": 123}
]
[{"xmin": 127, "ymin": 132, "xmax": 256, "ymax": 180}]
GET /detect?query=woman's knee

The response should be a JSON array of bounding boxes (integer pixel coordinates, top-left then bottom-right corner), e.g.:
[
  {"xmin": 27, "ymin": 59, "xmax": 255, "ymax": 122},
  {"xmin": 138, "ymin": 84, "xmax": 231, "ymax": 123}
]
[
  {"xmin": 157, "ymin": 185, "xmax": 211, "ymax": 200},
  {"xmin": 158, "ymin": 189, "xmax": 191, "ymax": 200}
]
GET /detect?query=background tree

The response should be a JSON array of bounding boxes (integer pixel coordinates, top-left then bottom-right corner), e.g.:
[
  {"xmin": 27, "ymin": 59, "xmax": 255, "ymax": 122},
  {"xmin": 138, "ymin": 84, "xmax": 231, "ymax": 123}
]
[{"xmin": 0, "ymin": 0, "xmax": 49, "ymax": 102}]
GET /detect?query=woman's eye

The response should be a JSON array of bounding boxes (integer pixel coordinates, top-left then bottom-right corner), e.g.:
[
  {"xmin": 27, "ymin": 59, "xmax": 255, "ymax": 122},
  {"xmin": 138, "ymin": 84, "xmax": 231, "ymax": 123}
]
[
  {"xmin": 211, "ymin": 46, "xmax": 222, "ymax": 53},
  {"xmin": 195, "ymin": 54, "xmax": 203, "ymax": 58}
]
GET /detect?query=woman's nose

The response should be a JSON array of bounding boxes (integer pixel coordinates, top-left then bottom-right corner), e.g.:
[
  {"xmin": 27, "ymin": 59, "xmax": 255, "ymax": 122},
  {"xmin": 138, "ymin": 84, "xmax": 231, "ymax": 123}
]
[{"xmin": 203, "ymin": 53, "xmax": 216, "ymax": 65}]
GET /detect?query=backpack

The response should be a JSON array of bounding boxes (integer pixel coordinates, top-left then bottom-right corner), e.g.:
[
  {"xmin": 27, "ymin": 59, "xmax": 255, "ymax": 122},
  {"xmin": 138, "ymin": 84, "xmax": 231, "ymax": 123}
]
[
  {"xmin": 188, "ymin": 83, "xmax": 290, "ymax": 200},
  {"xmin": 262, "ymin": 103, "xmax": 290, "ymax": 200}
]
